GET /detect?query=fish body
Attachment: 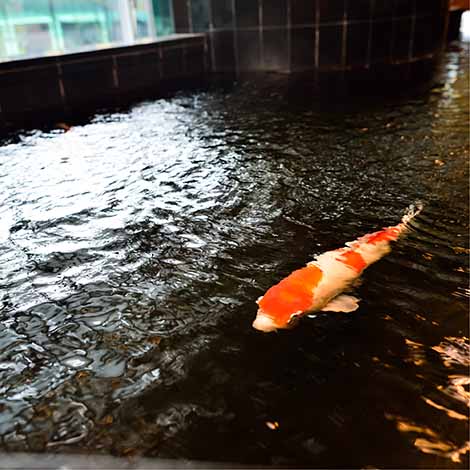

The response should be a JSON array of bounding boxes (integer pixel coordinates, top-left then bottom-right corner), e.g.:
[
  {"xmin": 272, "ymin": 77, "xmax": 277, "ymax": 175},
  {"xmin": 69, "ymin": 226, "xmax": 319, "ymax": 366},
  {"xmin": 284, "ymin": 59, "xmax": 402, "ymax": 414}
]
[{"xmin": 252, "ymin": 207, "xmax": 421, "ymax": 332}]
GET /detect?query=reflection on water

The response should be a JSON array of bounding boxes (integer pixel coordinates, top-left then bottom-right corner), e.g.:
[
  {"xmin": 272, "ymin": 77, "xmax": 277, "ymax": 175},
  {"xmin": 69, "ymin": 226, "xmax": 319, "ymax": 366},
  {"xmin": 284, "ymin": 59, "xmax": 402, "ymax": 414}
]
[
  {"xmin": 0, "ymin": 45, "xmax": 468, "ymax": 467},
  {"xmin": 390, "ymin": 335, "xmax": 470, "ymax": 464},
  {"xmin": 389, "ymin": 414, "xmax": 470, "ymax": 464}
]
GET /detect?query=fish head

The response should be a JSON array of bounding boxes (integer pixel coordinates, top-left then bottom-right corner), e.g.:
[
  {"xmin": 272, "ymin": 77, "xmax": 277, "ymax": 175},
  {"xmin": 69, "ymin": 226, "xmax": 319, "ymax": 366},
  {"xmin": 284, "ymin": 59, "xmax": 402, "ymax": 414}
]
[
  {"xmin": 252, "ymin": 265, "xmax": 322, "ymax": 333},
  {"xmin": 252, "ymin": 297, "xmax": 305, "ymax": 333},
  {"xmin": 252, "ymin": 309, "xmax": 279, "ymax": 332}
]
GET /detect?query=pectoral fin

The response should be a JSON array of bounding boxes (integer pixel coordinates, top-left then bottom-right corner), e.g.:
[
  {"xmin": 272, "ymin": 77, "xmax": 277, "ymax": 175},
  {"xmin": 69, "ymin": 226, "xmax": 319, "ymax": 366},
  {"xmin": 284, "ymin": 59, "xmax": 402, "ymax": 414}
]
[
  {"xmin": 351, "ymin": 277, "xmax": 363, "ymax": 288},
  {"xmin": 321, "ymin": 295, "xmax": 360, "ymax": 313}
]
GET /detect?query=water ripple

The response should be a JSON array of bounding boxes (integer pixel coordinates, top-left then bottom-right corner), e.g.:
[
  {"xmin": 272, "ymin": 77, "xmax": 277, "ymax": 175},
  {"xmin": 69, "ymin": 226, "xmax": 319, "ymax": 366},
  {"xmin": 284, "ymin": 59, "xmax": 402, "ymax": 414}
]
[{"xmin": 0, "ymin": 46, "xmax": 468, "ymax": 467}]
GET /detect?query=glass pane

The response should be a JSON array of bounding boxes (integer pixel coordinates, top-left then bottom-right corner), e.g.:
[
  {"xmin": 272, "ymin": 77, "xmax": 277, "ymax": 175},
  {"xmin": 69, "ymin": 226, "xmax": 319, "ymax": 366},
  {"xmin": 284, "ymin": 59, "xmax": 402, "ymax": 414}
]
[
  {"xmin": 15, "ymin": 23, "xmax": 52, "ymax": 55},
  {"xmin": 1, "ymin": 0, "xmax": 55, "ymax": 58},
  {"xmin": 52, "ymin": 0, "xmax": 120, "ymax": 51},
  {"xmin": 0, "ymin": 0, "xmax": 174, "ymax": 62},
  {"xmin": 62, "ymin": 22, "xmax": 104, "ymax": 50},
  {"xmin": 152, "ymin": 0, "xmax": 174, "ymax": 36},
  {"xmin": 133, "ymin": 0, "xmax": 152, "ymax": 38}
]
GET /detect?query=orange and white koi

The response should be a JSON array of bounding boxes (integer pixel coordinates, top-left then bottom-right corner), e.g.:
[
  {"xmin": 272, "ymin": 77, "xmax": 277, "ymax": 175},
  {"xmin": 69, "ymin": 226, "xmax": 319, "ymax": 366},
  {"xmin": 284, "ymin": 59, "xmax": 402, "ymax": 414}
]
[{"xmin": 252, "ymin": 206, "xmax": 421, "ymax": 332}]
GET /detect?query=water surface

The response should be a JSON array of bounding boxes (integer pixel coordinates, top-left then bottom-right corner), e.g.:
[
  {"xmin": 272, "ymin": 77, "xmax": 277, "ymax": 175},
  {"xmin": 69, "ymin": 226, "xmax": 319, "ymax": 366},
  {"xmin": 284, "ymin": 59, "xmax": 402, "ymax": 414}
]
[{"xmin": 0, "ymin": 46, "xmax": 468, "ymax": 468}]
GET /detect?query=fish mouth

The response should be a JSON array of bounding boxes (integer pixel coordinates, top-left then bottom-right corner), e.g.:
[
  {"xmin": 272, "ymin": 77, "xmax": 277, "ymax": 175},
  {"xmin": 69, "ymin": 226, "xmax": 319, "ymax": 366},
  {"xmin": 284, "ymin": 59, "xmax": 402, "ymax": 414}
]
[{"xmin": 252, "ymin": 313, "xmax": 278, "ymax": 332}]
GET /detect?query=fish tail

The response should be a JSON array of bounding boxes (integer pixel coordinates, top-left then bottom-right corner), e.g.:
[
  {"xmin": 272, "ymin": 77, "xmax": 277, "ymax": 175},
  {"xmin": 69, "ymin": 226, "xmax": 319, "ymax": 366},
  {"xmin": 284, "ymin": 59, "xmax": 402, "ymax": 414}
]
[
  {"xmin": 373, "ymin": 203, "xmax": 424, "ymax": 243},
  {"xmin": 393, "ymin": 202, "xmax": 423, "ymax": 238},
  {"xmin": 345, "ymin": 203, "xmax": 424, "ymax": 248},
  {"xmin": 401, "ymin": 202, "xmax": 423, "ymax": 225},
  {"xmin": 396, "ymin": 202, "xmax": 423, "ymax": 235}
]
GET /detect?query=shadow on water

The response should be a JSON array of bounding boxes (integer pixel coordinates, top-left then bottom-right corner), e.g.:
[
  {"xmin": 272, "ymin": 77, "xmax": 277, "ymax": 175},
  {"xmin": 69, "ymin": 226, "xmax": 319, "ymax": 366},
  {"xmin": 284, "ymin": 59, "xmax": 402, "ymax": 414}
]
[{"xmin": 0, "ymin": 44, "xmax": 468, "ymax": 468}]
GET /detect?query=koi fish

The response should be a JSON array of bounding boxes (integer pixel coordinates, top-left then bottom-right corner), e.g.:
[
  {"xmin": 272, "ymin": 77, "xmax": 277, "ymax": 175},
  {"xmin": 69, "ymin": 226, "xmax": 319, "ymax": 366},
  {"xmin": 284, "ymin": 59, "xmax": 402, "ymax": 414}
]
[{"xmin": 252, "ymin": 206, "xmax": 421, "ymax": 332}]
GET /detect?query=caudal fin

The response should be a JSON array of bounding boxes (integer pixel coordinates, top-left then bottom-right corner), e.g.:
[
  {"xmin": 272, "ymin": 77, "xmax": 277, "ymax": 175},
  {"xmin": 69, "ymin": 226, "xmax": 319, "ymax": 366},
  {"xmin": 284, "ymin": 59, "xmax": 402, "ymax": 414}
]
[
  {"xmin": 396, "ymin": 203, "xmax": 423, "ymax": 237},
  {"xmin": 401, "ymin": 203, "xmax": 423, "ymax": 226}
]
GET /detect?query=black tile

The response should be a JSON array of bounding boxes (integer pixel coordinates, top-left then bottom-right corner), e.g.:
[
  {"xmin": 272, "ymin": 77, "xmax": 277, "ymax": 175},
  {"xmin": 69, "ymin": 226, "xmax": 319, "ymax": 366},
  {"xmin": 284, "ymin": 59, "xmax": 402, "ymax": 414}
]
[
  {"xmin": 427, "ymin": 13, "xmax": 445, "ymax": 52},
  {"xmin": 116, "ymin": 51, "xmax": 160, "ymax": 92},
  {"xmin": 393, "ymin": 0, "xmax": 413, "ymax": 17},
  {"xmin": 416, "ymin": 0, "xmax": 445, "ymax": 17},
  {"xmin": 211, "ymin": 0, "xmax": 234, "ymax": 29},
  {"xmin": 237, "ymin": 31, "xmax": 260, "ymax": 70},
  {"xmin": 373, "ymin": 61, "xmax": 410, "ymax": 84},
  {"xmin": 347, "ymin": 23, "xmax": 370, "ymax": 66},
  {"xmin": 319, "ymin": 0, "xmax": 346, "ymax": 23},
  {"xmin": 162, "ymin": 47, "xmax": 185, "ymax": 77},
  {"xmin": 291, "ymin": 0, "xmax": 315, "ymax": 26},
  {"xmin": 291, "ymin": 27, "xmax": 315, "ymax": 70},
  {"xmin": 172, "ymin": 0, "xmax": 190, "ymax": 32},
  {"xmin": 413, "ymin": 17, "xmax": 433, "ymax": 56},
  {"xmin": 347, "ymin": 0, "xmax": 372, "ymax": 21},
  {"xmin": 212, "ymin": 31, "xmax": 236, "ymax": 70},
  {"xmin": 185, "ymin": 46, "xmax": 206, "ymax": 74},
  {"xmin": 116, "ymin": 50, "xmax": 159, "ymax": 69},
  {"xmin": 0, "ymin": 66, "xmax": 62, "ymax": 113},
  {"xmin": 372, "ymin": 0, "xmax": 394, "ymax": 19},
  {"xmin": 318, "ymin": 25, "xmax": 343, "ymax": 66},
  {"xmin": 391, "ymin": 18, "xmax": 412, "ymax": 60},
  {"xmin": 408, "ymin": 58, "xmax": 434, "ymax": 83},
  {"xmin": 262, "ymin": 0, "xmax": 287, "ymax": 27},
  {"xmin": 369, "ymin": 19, "xmax": 393, "ymax": 62},
  {"xmin": 61, "ymin": 58, "xmax": 115, "ymax": 105},
  {"xmin": 235, "ymin": 0, "xmax": 259, "ymax": 28},
  {"xmin": 436, "ymin": 0, "xmax": 447, "ymax": 17},
  {"xmin": 169, "ymin": 36, "xmax": 205, "ymax": 49},
  {"xmin": 191, "ymin": 0, "xmax": 210, "ymax": 32},
  {"xmin": 262, "ymin": 28, "xmax": 288, "ymax": 70},
  {"xmin": 415, "ymin": 0, "xmax": 429, "ymax": 15}
]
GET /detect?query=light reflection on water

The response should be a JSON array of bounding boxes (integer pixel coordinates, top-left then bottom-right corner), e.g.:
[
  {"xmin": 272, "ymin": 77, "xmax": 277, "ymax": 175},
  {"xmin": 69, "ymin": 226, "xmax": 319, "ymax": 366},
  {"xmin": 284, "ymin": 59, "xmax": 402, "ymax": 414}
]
[{"xmin": 0, "ymin": 46, "xmax": 468, "ymax": 467}]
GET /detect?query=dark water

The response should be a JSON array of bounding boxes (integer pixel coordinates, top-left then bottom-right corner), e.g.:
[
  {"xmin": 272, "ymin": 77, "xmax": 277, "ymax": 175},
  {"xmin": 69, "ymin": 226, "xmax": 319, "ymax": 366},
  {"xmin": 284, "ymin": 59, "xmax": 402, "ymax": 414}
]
[{"xmin": 0, "ymin": 45, "xmax": 468, "ymax": 468}]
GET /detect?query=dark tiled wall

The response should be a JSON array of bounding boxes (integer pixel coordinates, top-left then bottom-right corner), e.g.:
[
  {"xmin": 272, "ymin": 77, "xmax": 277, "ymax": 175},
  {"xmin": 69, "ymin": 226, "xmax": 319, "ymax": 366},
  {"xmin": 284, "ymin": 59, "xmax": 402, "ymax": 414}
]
[
  {"xmin": 0, "ymin": 34, "xmax": 207, "ymax": 130},
  {"xmin": 173, "ymin": 0, "xmax": 449, "ymax": 73}
]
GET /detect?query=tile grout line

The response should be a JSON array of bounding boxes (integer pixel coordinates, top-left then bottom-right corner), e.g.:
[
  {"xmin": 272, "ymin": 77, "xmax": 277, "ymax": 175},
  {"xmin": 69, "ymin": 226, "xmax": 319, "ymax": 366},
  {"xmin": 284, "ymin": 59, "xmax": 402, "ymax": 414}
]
[
  {"xmin": 441, "ymin": 0, "xmax": 450, "ymax": 51},
  {"xmin": 156, "ymin": 46, "xmax": 162, "ymax": 79},
  {"xmin": 207, "ymin": 0, "xmax": 216, "ymax": 72},
  {"xmin": 314, "ymin": 0, "xmax": 320, "ymax": 69},
  {"xmin": 112, "ymin": 55, "xmax": 119, "ymax": 89},
  {"xmin": 287, "ymin": 0, "xmax": 291, "ymax": 72},
  {"xmin": 205, "ymin": 13, "xmax": 435, "ymax": 32},
  {"xmin": 56, "ymin": 60, "xmax": 67, "ymax": 107},
  {"xmin": 341, "ymin": 0, "xmax": 348, "ymax": 68},
  {"xmin": 366, "ymin": 0, "xmax": 375, "ymax": 68},
  {"xmin": 259, "ymin": 0, "xmax": 264, "ymax": 69},
  {"xmin": 203, "ymin": 35, "xmax": 209, "ymax": 73},
  {"xmin": 408, "ymin": 0, "xmax": 417, "ymax": 61},
  {"xmin": 159, "ymin": 47, "xmax": 164, "ymax": 79},
  {"xmin": 187, "ymin": 0, "xmax": 193, "ymax": 33},
  {"xmin": 390, "ymin": 0, "xmax": 396, "ymax": 61},
  {"xmin": 231, "ymin": 0, "xmax": 239, "ymax": 75},
  {"xmin": 183, "ymin": 46, "xmax": 187, "ymax": 75}
]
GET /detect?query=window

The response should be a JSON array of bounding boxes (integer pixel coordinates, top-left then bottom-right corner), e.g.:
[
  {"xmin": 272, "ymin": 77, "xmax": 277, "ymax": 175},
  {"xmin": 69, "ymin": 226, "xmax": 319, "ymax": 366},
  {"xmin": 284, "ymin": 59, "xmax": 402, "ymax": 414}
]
[
  {"xmin": 15, "ymin": 23, "xmax": 52, "ymax": 56},
  {"xmin": 0, "ymin": 0, "xmax": 175, "ymax": 61}
]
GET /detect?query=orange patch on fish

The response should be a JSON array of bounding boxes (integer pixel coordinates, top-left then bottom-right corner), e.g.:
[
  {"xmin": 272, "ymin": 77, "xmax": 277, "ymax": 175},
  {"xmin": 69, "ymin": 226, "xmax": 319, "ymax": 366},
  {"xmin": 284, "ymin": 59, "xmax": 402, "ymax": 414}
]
[
  {"xmin": 366, "ymin": 227, "xmax": 401, "ymax": 244},
  {"xmin": 336, "ymin": 249, "xmax": 366, "ymax": 273},
  {"xmin": 258, "ymin": 265, "xmax": 323, "ymax": 324}
]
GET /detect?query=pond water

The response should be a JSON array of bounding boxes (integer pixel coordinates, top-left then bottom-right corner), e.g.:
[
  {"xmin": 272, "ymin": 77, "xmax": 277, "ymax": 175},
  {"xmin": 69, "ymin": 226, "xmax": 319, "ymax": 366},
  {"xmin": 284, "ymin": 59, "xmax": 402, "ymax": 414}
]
[{"xmin": 0, "ymin": 45, "xmax": 468, "ymax": 468}]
